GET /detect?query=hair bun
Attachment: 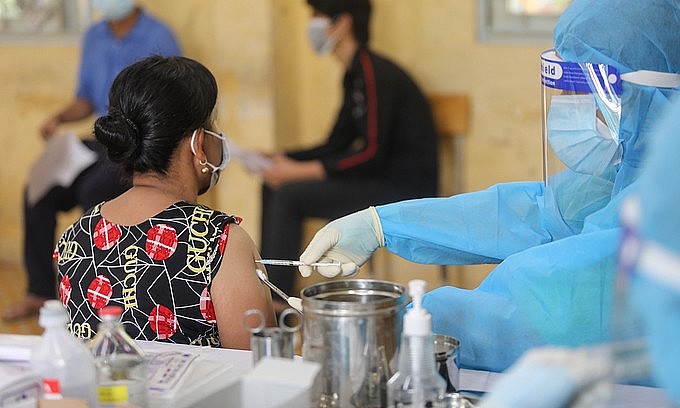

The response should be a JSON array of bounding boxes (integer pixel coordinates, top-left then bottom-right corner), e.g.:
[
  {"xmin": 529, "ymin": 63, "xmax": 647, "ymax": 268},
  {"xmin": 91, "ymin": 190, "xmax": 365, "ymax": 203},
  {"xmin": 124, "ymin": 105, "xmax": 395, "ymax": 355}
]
[{"xmin": 94, "ymin": 108, "xmax": 142, "ymax": 163}]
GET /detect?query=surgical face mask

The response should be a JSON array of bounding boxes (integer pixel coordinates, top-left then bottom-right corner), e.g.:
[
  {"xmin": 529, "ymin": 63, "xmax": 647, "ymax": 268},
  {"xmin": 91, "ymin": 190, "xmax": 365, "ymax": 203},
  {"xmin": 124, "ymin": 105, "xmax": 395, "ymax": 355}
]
[
  {"xmin": 93, "ymin": 0, "xmax": 135, "ymax": 22},
  {"xmin": 306, "ymin": 17, "xmax": 336, "ymax": 55},
  {"xmin": 546, "ymin": 94, "xmax": 622, "ymax": 176},
  {"xmin": 191, "ymin": 129, "xmax": 231, "ymax": 191}
]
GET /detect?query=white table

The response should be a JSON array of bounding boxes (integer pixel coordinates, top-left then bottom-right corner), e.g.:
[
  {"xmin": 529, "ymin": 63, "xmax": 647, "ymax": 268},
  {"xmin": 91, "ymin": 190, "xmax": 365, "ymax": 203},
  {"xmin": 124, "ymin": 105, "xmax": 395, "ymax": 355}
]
[
  {"xmin": 138, "ymin": 340, "xmax": 676, "ymax": 408},
  {"xmin": 0, "ymin": 334, "xmax": 674, "ymax": 407}
]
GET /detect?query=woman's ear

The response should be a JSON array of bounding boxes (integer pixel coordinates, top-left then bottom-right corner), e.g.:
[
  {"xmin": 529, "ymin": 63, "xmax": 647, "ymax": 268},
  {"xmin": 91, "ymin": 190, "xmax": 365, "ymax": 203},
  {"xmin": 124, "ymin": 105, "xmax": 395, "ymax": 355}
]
[
  {"xmin": 189, "ymin": 129, "xmax": 210, "ymax": 176},
  {"xmin": 190, "ymin": 128, "xmax": 207, "ymax": 162}
]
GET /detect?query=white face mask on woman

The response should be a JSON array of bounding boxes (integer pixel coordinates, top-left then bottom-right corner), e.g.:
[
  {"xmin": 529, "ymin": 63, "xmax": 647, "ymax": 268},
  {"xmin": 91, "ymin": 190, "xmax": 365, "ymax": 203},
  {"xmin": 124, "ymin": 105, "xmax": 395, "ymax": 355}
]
[
  {"xmin": 191, "ymin": 129, "xmax": 231, "ymax": 192},
  {"xmin": 93, "ymin": 0, "xmax": 135, "ymax": 22},
  {"xmin": 306, "ymin": 17, "xmax": 336, "ymax": 55}
]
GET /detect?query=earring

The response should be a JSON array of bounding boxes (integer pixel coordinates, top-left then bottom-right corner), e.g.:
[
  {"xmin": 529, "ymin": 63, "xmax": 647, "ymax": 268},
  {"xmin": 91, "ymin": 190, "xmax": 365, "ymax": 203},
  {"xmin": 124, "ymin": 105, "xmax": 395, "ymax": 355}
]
[{"xmin": 199, "ymin": 159, "xmax": 209, "ymax": 174}]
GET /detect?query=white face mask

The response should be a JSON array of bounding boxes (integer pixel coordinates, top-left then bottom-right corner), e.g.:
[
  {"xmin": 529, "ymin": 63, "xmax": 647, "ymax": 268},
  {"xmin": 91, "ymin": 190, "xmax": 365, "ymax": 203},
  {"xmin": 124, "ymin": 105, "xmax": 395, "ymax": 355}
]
[
  {"xmin": 93, "ymin": 0, "xmax": 135, "ymax": 22},
  {"xmin": 191, "ymin": 129, "xmax": 231, "ymax": 192},
  {"xmin": 547, "ymin": 94, "xmax": 622, "ymax": 176},
  {"xmin": 306, "ymin": 17, "xmax": 336, "ymax": 55}
]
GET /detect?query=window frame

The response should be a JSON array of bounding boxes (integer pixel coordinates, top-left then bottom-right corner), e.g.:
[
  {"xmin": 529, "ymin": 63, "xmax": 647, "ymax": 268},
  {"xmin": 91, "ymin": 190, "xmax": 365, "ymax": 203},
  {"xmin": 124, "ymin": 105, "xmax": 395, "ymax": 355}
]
[
  {"xmin": 0, "ymin": 0, "xmax": 92, "ymax": 44},
  {"xmin": 477, "ymin": 0, "xmax": 565, "ymax": 44}
]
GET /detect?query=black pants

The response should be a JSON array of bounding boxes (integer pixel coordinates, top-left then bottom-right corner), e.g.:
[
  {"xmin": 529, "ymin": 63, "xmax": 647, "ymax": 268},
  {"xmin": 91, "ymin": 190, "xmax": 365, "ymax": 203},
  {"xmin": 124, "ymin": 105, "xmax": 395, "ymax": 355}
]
[
  {"xmin": 260, "ymin": 178, "xmax": 434, "ymax": 295},
  {"xmin": 24, "ymin": 140, "xmax": 129, "ymax": 298}
]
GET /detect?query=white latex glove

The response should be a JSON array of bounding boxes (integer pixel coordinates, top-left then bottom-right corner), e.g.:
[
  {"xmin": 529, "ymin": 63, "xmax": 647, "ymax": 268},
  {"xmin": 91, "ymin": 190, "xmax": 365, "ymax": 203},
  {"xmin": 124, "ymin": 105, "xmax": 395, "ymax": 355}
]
[
  {"xmin": 299, "ymin": 207, "xmax": 384, "ymax": 278},
  {"xmin": 478, "ymin": 346, "xmax": 612, "ymax": 408}
]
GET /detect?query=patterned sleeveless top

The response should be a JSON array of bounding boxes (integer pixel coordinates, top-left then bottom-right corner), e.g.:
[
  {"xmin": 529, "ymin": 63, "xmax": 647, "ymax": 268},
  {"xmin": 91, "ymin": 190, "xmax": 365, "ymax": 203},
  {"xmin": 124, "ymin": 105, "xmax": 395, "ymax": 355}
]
[{"xmin": 55, "ymin": 201, "xmax": 241, "ymax": 347}]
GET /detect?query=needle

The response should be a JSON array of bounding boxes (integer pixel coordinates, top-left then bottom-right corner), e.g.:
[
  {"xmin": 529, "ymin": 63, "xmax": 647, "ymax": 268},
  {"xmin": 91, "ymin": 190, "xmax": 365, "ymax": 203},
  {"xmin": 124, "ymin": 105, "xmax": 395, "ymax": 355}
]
[
  {"xmin": 255, "ymin": 259, "xmax": 341, "ymax": 267},
  {"xmin": 255, "ymin": 269, "xmax": 303, "ymax": 313}
]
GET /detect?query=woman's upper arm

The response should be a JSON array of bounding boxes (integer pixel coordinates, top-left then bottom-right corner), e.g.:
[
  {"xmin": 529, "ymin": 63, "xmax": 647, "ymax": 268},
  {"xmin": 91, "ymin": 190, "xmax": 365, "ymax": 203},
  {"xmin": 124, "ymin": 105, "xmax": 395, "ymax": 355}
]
[{"xmin": 210, "ymin": 223, "xmax": 275, "ymax": 350}]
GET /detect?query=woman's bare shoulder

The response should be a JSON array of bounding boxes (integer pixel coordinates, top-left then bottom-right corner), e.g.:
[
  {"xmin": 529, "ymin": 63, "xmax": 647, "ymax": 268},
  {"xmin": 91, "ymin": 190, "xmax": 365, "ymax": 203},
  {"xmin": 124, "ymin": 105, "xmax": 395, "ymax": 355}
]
[
  {"xmin": 211, "ymin": 221, "xmax": 275, "ymax": 348},
  {"xmin": 221, "ymin": 222, "xmax": 258, "ymax": 257}
]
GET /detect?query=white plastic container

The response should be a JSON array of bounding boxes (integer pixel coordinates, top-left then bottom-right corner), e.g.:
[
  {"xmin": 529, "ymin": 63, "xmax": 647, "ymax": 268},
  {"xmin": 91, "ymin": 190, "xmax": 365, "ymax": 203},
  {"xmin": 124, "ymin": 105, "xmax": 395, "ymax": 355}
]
[{"xmin": 30, "ymin": 300, "xmax": 97, "ymax": 406}]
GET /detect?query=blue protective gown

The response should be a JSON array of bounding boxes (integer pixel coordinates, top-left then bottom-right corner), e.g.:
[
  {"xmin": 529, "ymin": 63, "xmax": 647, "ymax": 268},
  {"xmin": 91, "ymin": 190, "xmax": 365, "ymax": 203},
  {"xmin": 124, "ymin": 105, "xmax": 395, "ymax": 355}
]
[
  {"xmin": 375, "ymin": 0, "xmax": 680, "ymax": 373},
  {"xmin": 378, "ymin": 183, "xmax": 625, "ymax": 372}
]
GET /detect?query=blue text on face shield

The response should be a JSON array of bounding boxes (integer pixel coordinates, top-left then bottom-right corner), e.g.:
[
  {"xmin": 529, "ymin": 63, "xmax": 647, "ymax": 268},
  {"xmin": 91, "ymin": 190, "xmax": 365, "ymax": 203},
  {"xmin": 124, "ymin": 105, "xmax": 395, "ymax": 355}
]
[{"xmin": 541, "ymin": 50, "xmax": 622, "ymax": 95}]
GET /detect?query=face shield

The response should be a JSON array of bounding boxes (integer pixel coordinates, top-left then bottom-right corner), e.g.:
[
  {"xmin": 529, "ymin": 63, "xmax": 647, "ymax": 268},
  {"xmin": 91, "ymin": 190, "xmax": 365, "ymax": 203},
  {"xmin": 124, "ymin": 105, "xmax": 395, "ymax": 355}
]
[{"xmin": 541, "ymin": 49, "xmax": 623, "ymax": 186}]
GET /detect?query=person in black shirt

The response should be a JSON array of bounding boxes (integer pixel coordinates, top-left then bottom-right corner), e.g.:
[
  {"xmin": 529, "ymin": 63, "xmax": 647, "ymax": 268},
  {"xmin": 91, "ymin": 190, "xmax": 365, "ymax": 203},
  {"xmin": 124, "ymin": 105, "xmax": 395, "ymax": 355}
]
[{"xmin": 259, "ymin": 0, "xmax": 439, "ymax": 300}]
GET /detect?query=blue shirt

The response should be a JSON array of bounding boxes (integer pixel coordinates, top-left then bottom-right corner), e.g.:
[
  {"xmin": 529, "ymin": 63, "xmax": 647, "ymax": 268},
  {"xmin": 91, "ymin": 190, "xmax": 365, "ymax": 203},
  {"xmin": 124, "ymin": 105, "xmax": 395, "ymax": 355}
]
[{"xmin": 76, "ymin": 10, "xmax": 181, "ymax": 116}]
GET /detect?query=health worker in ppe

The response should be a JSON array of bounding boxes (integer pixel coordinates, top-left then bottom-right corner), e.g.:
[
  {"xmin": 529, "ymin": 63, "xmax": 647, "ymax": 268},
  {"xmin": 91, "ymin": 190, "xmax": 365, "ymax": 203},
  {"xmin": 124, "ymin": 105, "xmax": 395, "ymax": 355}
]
[
  {"xmin": 478, "ymin": 85, "xmax": 680, "ymax": 408},
  {"xmin": 298, "ymin": 0, "xmax": 680, "ymax": 373}
]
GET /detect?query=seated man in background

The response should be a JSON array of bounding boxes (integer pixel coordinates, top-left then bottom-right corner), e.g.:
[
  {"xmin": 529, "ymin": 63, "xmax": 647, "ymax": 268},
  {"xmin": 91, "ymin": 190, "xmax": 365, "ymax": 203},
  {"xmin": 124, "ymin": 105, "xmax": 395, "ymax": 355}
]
[
  {"xmin": 259, "ymin": 0, "xmax": 439, "ymax": 303},
  {"xmin": 3, "ymin": 0, "xmax": 181, "ymax": 319}
]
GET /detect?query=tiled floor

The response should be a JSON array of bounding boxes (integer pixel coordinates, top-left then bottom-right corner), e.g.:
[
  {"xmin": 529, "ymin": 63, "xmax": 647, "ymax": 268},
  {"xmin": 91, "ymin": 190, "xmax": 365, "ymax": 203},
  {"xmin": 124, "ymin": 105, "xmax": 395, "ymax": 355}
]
[{"xmin": 0, "ymin": 261, "xmax": 42, "ymax": 335}]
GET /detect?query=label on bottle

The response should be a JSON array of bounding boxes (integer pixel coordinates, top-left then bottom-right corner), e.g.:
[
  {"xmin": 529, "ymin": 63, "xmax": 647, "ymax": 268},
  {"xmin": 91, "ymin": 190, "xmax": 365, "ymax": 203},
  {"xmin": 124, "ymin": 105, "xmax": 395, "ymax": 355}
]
[
  {"xmin": 98, "ymin": 385, "xmax": 129, "ymax": 404},
  {"xmin": 43, "ymin": 378, "xmax": 62, "ymax": 400}
]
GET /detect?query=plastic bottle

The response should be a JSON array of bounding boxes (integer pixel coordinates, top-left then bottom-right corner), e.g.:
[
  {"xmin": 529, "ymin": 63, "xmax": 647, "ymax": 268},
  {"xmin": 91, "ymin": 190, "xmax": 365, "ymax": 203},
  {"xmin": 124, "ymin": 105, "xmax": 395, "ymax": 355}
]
[
  {"xmin": 387, "ymin": 279, "xmax": 446, "ymax": 407},
  {"xmin": 89, "ymin": 305, "xmax": 148, "ymax": 408},
  {"xmin": 30, "ymin": 299, "xmax": 97, "ymax": 406}
]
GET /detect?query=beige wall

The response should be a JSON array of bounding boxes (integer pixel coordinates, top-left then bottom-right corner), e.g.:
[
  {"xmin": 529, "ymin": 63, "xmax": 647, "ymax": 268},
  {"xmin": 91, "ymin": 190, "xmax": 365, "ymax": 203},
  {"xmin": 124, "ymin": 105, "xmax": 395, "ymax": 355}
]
[{"xmin": 0, "ymin": 0, "xmax": 552, "ymax": 290}]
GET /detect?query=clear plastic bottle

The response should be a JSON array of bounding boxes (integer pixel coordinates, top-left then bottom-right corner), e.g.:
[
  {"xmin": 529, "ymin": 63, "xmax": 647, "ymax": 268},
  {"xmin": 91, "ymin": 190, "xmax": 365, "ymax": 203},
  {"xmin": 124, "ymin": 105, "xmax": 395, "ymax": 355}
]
[
  {"xmin": 89, "ymin": 305, "xmax": 148, "ymax": 408},
  {"xmin": 387, "ymin": 280, "xmax": 446, "ymax": 407},
  {"xmin": 30, "ymin": 299, "xmax": 97, "ymax": 406}
]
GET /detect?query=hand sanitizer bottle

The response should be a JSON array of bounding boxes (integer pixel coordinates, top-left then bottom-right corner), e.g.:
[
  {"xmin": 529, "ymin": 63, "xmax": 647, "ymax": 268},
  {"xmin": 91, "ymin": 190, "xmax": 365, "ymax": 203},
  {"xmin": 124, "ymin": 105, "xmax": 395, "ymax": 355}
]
[{"xmin": 387, "ymin": 280, "xmax": 446, "ymax": 407}]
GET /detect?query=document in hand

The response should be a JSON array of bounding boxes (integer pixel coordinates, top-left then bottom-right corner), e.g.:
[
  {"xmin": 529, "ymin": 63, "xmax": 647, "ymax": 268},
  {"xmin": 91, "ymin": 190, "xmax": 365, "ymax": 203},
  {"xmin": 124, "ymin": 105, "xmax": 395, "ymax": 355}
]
[
  {"xmin": 26, "ymin": 133, "xmax": 97, "ymax": 206},
  {"xmin": 229, "ymin": 140, "xmax": 272, "ymax": 174}
]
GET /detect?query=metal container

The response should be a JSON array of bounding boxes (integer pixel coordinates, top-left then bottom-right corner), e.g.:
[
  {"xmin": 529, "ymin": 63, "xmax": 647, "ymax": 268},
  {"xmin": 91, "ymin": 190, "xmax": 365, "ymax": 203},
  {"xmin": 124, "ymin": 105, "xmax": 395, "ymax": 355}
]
[
  {"xmin": 250, "ymin": 327, "xmax": 295, "ymax": 363},
  {"xmin": 302, "ymin": 279, "xmax": 407, "ymax": 408},
  {"xmin": 441, "ymin": 392, "xmax": 480, "ymax": 408},
  {"xmin": 245, "ymin": 308, "xmax": 300, "ymax": 364},
  {"xmin": 434, "ymin": 334, "xmax": 461, "ymax": 393}
]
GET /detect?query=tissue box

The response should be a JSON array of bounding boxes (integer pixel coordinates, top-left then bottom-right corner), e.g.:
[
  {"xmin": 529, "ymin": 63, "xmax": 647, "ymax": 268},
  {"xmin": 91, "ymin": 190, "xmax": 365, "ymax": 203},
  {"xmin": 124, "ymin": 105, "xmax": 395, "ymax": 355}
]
[{"xmin": 240, "ymin": 357, "xmax": 321, "ymax": 407}]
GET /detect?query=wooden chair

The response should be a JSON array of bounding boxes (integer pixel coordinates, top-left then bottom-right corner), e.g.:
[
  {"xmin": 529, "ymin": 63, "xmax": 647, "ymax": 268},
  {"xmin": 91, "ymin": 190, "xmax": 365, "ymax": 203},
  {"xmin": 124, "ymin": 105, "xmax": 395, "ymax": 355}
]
[{"xmin": 428, "ymin": 94, "xmax": 472, "ymax": 284}]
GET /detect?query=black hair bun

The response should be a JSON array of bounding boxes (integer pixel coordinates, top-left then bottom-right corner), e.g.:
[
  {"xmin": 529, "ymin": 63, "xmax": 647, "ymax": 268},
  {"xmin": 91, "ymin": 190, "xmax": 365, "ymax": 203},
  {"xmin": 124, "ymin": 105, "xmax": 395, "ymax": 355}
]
[{"xmin": 94, "ymin": 108, "xmax": 142, "ymax": 164}]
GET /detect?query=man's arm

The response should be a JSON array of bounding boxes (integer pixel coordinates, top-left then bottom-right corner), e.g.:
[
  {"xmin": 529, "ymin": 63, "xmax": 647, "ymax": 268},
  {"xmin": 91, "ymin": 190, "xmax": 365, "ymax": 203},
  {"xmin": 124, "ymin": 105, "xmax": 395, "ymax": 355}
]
[{"xmin": 39, "ymin": 98, "xmax": 94, "ymax": 139}]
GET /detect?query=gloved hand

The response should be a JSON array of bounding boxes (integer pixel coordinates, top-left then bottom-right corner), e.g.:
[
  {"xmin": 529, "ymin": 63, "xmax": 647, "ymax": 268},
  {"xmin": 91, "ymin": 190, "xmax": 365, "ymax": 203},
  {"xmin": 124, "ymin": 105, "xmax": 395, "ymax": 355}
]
[
  {"xmin": 478, "ymin": 346, "xmax": 611, "ymax": 408},
  {"xmin": 299, "ymin": 207, "xmax": 384, "ymax": 278}
]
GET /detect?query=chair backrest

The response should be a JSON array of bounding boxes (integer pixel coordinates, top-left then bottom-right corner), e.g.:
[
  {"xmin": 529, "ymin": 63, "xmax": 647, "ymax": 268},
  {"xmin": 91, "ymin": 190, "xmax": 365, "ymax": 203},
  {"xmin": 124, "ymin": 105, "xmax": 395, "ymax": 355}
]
[
  {"xmin": 428, "ymin": 93, "xmax": 471, "ymax": 199},
  {"xmin": 428, "ymin": 94, "xmax": 471, "ymax": 138}
]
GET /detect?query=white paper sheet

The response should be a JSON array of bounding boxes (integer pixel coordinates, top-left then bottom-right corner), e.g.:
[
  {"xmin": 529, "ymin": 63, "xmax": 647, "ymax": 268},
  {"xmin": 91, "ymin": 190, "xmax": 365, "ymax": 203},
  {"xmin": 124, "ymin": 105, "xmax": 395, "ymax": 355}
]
[
  {"xmin": 0, "ymin": 334, "xmax": 40, "ymax": 363},
  {"xmin": 229, "ymin": 141, "xmax": 272, "ymax": 174},
  {"xmin": 26, "ymin": 133, "xmax": 98, "ymax": 206}
]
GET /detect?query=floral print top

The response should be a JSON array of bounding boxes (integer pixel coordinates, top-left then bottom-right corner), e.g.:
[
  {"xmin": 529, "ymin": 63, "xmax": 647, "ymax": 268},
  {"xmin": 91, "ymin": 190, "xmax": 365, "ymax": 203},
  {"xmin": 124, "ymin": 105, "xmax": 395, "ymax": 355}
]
[{"xmin": 55, "ymin": 201, "xmax": 241, "ymax": 347}]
